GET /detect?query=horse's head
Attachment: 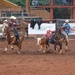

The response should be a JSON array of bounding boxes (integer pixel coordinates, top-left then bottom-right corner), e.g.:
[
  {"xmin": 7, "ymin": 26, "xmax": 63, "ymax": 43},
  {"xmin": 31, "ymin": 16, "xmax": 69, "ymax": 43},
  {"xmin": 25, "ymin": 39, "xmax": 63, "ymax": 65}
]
[
  {"xmin": 54, "ymin": 29, "xmax": 64, "ymax": 43},
  {"xmin": 4, "ymin": 26, "xmax": 9, "ymax": 33},
  {"xmin": 4, "ymin": 26, "xmax": 13, "ymax": 37}
]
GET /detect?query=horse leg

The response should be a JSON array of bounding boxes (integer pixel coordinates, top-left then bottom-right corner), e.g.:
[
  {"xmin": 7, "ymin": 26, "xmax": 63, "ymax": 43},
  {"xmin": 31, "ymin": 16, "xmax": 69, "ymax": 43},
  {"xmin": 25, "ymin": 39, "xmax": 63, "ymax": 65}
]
[
  {"xmin": 17, "ymin": 48, "xmax": 21, "ymax": 54},
  {"xmin": 4, "ymin": 42, "xmax": 8, "ymax": 53},
  {"xmin": 59, "ymin": 43, "xmax": 63, "ymax": 54},
  {"xmin": 10, "ymin": 37, "xmax": 16, "ymax": 45},
  {"xmin": 54, "ymin": 44, "xmax": 56, "ymax": 50},
  {"xmin": 26, "ymin": 31, "xmax": 28, "ymax": 38},
  {"xmin": 10, "ymin": 45, "xmax": 14, "ymax": 50},
  {"xmin": 65, "ymin": 41, "xmax": 68, "ymax": 52},
  {"xmin": 16, "ymin": 45, "xmax": 21, "ymax": 54}
]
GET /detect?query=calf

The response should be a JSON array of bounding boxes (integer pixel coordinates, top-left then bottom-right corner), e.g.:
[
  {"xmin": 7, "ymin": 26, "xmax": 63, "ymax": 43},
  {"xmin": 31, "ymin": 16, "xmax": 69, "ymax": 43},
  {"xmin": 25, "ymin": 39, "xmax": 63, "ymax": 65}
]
[{"xmin": 37, "ymin": 37, "xmax": 50, "ymax": 53}]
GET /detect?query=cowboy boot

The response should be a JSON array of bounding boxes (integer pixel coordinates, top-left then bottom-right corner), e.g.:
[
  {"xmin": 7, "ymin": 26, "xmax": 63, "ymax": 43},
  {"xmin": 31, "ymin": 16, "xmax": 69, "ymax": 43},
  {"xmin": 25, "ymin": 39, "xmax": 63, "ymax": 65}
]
[{"xmin": 15, "ymin": 35, "xmax": 20, "ymax": 43}]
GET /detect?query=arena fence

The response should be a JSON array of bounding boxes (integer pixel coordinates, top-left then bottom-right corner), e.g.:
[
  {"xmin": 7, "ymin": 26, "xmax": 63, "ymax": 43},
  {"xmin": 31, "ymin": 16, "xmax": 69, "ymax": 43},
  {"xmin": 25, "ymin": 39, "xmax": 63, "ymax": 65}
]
[{"xmin": 0, "ymin": 18, "xmax": 75, "ymax": 40}]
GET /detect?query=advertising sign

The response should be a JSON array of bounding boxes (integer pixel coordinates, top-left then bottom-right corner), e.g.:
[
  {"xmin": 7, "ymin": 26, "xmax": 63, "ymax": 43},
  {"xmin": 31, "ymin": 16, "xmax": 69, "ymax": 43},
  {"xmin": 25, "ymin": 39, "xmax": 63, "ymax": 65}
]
[
  {"xmin": 69, "ymin": 23, "xmax": 75, "ymax": 35},
  {"xmin": 0, "ymin": 24, "xmax": 3, "ymax": 36},
  {"xmin": 28, "ymin": 23, "xmax": 56, "ymax": 35}
]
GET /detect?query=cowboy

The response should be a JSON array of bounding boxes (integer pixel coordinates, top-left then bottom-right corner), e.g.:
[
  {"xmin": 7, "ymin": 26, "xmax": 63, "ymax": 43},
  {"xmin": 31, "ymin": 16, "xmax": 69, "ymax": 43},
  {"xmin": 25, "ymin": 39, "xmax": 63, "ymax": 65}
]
[
  {"xmin": 2, "ymin": 19, "xmax": 8, "ymax": 36},
  {"xmin": 59, "ymin": 26, "xmax": 69, "ymax": 43},
  {"xmin": 42, "ymin": 28, "xmax": 55, "ymax": 44},
  {"xmin": 63, "ymin": 19, "xmax": 70, "ymax": 35},
  {"xmin": 8, "ymin": 16, "xmax": 20, "ymax": 42}
]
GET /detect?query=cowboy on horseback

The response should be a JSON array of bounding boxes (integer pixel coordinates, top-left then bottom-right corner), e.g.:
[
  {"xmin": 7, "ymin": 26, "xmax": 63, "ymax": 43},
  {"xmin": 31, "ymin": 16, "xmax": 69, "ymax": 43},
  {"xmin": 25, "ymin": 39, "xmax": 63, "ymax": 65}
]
[
  {"xmin": 62, "ymin": 19, "xmax": 70, "ymax": 35},
  {"xmin": 8, "ymin": 16, "xmax": 20, "ymax": 43},
  {"xmin": 53, "ymin": 26, "xmax": 69, "ymax": 54}
]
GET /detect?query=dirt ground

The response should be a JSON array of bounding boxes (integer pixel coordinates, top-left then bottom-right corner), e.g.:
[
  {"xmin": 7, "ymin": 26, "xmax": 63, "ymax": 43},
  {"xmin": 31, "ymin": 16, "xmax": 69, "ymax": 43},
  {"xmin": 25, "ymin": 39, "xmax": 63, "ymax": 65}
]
[{"xmin": 0, "ymin": 37, "xmax": 75, "ymax": 75}]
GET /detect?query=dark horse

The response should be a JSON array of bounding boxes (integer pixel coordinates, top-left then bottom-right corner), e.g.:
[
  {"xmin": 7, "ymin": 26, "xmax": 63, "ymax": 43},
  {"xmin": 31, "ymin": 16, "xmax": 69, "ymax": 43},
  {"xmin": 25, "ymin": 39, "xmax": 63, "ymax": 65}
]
[
  {"xmin": 53, "ymin": 29, "xmax": 69, "ymax": 54},
  {"xmin": 3, "ymin": 25, "xmax": 24, "ymax": 54}
]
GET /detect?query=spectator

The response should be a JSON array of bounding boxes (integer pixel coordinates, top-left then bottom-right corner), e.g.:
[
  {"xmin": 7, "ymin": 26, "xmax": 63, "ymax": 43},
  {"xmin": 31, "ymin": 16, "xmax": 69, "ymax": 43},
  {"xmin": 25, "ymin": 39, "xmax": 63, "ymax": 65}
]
[{"xmin": 32, "ymin": 0, "xmax": 39, "ymax": 6}]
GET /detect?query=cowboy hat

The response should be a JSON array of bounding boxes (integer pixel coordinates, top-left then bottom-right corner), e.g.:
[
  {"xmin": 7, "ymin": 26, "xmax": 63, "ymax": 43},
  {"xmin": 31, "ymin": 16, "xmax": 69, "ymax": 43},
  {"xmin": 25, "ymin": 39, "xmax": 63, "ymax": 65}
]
[
  {"xmin": 10, "ymin": 16, "xmax": 16, "ymax": 20},
  {"xmin": 65, "ymin": 19, "xmax": 69, "ymax": 23},
  {"xmin": 4, "ymin": 19, "xmax": 8, "ymax": 22}
]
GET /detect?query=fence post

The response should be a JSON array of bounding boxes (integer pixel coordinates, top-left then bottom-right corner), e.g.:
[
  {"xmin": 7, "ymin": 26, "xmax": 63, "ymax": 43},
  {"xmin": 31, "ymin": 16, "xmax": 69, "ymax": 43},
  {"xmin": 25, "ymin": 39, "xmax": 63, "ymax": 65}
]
[{"xmin": 56, "ymin": 19, "xmax": 58, "ymax": 30}]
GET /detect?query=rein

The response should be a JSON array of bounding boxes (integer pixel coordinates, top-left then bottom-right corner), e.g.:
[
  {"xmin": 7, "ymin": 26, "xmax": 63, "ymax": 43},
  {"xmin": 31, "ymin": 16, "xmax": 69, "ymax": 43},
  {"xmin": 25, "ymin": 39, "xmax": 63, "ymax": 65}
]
[{"xmin": 54, "ymin": 38, "xmax": 63, "ymax": 42}]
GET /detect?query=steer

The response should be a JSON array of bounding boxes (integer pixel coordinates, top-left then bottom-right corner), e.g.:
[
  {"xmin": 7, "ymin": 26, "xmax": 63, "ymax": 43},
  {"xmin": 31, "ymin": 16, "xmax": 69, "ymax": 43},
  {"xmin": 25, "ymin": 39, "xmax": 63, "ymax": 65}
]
[{"xmin": 37, "ymin": 37, "xmax": 50, "ymax": 53}]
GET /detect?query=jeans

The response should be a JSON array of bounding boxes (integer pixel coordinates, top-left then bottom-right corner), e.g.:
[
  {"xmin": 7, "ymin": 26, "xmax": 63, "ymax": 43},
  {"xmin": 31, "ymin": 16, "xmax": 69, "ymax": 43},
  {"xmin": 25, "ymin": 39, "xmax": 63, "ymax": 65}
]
[
  {"xmin": 13, "ymin": 28, "xmax": 20, "ymax": 40},
  {"xmin": 49, "ymin": 37, "xmax": 54, "ymax": 44}
]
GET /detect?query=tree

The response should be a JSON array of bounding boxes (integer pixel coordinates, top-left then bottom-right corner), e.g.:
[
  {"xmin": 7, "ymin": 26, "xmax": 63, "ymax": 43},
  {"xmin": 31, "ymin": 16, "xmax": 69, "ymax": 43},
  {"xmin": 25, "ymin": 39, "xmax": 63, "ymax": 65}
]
[{"xmin": 8, "ymin": 0, "xmax": 25, "ymax": 7}]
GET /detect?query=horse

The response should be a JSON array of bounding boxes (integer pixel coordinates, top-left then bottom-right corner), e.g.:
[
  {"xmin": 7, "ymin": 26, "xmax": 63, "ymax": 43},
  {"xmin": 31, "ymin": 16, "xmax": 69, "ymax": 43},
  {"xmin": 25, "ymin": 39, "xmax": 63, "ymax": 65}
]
[
  {"xmin": 53, "ymin": 28, "xmax": 69, "ymax": 54},
  {"xmin": 3, "ymin": 24, "xmax": 24, "ymax": 54},
  {"xmin": 37, "ymin": 37, "xmax": 50, "ymax": 53}
]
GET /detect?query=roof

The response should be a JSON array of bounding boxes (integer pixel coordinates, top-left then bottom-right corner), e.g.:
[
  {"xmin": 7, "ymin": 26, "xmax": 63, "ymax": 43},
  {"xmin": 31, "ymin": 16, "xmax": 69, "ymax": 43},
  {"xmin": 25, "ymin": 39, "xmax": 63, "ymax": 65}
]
[
  {"xmin": 0, "ymin": 0, "xmax": 21, "ymax": 11},
  {"xmin": 4, "ymin": 0, "xmax": 20, "ymax": 7}
]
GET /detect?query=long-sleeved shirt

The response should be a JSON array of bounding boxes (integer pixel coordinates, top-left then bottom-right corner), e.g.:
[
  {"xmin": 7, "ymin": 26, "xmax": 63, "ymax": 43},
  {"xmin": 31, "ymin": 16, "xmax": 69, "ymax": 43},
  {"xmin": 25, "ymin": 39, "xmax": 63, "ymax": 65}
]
[
  {"xmin": 43, "ymin": 31, "xmax": 55, "ymax": 40},
  {"xmin": 63, "ymin": 23, "xmax": 70, "ymax": 35},
  {"xmin": 9, "ymin": 20, "xmax": 19, "ymax": 30}
]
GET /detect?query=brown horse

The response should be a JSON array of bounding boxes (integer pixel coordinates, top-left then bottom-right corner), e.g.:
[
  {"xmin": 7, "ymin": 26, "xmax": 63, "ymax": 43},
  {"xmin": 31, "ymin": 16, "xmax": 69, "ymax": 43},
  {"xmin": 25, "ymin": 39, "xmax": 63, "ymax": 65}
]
[
  {"xmin": 3, "ymin": 25, "xmax": 24, "ymax": 54},
  {"xmin": 53, "ymin": 29, "xmax": 69, "ymax": 54}
]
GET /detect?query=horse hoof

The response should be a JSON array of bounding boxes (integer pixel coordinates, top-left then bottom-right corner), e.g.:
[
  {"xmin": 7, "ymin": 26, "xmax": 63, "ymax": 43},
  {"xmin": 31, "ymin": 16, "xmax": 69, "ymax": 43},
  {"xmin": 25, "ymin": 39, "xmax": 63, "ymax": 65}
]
[
  {"xmin": 65, "ymin": 50, "xmax": 67, "ymax": 52},
  {"xmin": 11, "ymin": 48, "xmax": 14, "ymax": 50},
  {"xmin": 59, "ymin": 50, "xmax": 62, "ymax": 54},
  {"xmin": 11, "ymin": 46, "xmax": 14, "ymax": 50},
  {"xmin": 3, "ymin": 48, "xmax": 7, "ymax": 53},
  {"xmin": 43, "ymin": 51, "xmax": 45, "ymax": 53},
  {"xmin": 38, "ymin": 50, "xmax": 41, "ymax": 52},
  {"xmin": 49, "ymin": 49, "xmax": 51, "ymax": 50},
  {"xmin": 46, "ymin": 50, "xmax": 51, "ymax": 53},
  {"xmin": 3, "ymin": 51, "xmax": 6, "ymax": 53},
  {"xmin": 17, "ymin": 51, "xmax": 20, "ymax": 54}
]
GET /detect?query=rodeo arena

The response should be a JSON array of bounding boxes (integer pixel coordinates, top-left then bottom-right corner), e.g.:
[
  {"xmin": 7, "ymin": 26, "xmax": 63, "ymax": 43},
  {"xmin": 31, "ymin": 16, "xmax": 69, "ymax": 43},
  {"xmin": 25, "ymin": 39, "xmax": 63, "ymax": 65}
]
[{"xmin": 1, "ymin": 0, "xmax": 75, "ymax": 75}]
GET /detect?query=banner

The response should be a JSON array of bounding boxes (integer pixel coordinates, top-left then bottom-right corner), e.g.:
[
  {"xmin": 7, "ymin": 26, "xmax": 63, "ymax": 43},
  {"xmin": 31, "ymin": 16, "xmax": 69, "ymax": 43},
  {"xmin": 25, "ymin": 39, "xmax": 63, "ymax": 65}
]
[
  {"xmin": 0, "ymin": 24, "xmax": 3, "ymax": 36},
  {"xmin": 69, "ymin": 23, "xmax": 75, "ymax": 35},
  {"xmin": 28, "ymin": 23, "xmax": 56, "ymax": 34}
]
